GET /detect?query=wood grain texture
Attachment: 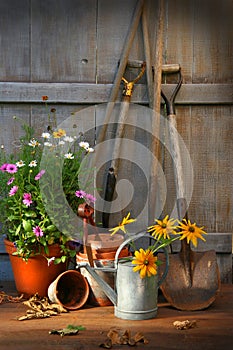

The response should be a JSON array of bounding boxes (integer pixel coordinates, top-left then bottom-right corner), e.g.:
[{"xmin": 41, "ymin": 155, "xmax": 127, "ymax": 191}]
[
  {"xmin": 192, "ymin": 0, "xmax": 233, "ymax": 83},
  {"xmin": 31, "ymin": 0, "xmax": 97, "ymax": 82},
  {"xmin": 0, "ymin": 0, "xmax": 30, "ymax": 81},
  {"xmin": 0, "ymin": 0, "xmax": 232, "ymax": 272},
  {"xmin": 0, "ymin": 82, "xmax": 232, "ymax": 103}
]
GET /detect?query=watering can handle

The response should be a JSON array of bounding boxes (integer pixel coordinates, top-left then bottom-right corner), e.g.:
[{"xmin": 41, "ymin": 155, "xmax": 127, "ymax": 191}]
[{"xmin": 114, "ymin": 231, "xmax": 169, "ymax": 287}]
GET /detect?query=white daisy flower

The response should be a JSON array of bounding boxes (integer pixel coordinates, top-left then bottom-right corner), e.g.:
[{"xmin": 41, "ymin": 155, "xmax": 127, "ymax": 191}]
[
  {"xmin": 29, "ymin": 160, "xmax": 37, "ymax": 167},
  {"xmin": 44, "ymin": 142, "xmax": 53, "ymax": 147},
  {"xmin": 79, "ymin": 141, "xmax": 89, "ymax": 150},
  {"xmin": 63, "ymin": 136, "xmax": 74, "ymax": 143},
  {"xmin": 87, "ymin": 147, "xmax": 94, "ymax": 153},
  {"xmin": 16, "ymin": 160, "xmax": 25, "ymax": 167},
  {"xmin": 41, "ymin": 132, "xmax": 51, "ymax": 139},
  {"xmin": 64, "ymin": 153, "xmax": 74, "ymax": 159},
  {"xmin": 58, "ymin": 140, "xmax": 65, "ymax": 145},
  {"xmin": 28, "ymin": 139, "xmax": 40, "ymax": 147}
]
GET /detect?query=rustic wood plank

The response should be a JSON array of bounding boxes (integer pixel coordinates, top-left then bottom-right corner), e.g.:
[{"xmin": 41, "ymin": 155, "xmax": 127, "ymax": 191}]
[
  {"xmin": 186, "ymin": 106, "xmax": 233, "ymax": 232},
  {"xmin": 172, "ymin": 233, "xmax": 232, "ymax": 254},
  {"xmin": 96, "ymin": 0, "xmax": 145, "ymax": 84},
  {"xmin": 0, "ymin": 105, "xmax": 30, "ymax": 153},
  {"xmin": 0, "ymin": 285, "xmax": 233, "ymax": 348},
  {"xmin": 31, "ymin": 0, "xmax": 97, "ymax": 82},
  {"xmin": 0, "ymin": 83, "xmax": 232, "ymax": 104},
  {"xmin": 193, "ymin": 0, "xmax": 233, "ymax": 83},
  {"xmin": 165, "ymin": 0, "xmax": 195, "ymax": 83},
  {"xmin": 0, "ymin": 0, "xmax": 30, "ymax": 81}
]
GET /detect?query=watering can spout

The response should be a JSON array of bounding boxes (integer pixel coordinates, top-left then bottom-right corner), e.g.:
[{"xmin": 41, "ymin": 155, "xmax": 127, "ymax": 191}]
[{"xmin": 80, "ymin": 263, "xmax": 117, "ymax": 306}]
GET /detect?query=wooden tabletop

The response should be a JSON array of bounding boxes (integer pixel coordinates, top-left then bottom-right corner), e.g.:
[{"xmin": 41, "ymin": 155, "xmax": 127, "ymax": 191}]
[{"xmin": 0, "ymin": 283, "xmax": 232, "ymax": 350}]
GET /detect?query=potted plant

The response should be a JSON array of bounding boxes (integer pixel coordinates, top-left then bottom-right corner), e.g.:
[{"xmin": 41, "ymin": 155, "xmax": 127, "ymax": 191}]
[{"xmin": 0, "ymin": 103, "xmax": 95, "ymax": 298}]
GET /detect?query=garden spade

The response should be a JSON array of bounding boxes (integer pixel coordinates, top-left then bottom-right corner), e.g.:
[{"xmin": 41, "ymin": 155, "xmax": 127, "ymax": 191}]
[{"xmin": 159, "ymin": 64, "xmax": 220, "ymax": 311}]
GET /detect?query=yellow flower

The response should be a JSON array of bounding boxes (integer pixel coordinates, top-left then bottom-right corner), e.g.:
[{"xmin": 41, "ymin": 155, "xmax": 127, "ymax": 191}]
[
  {"xmin": 177, "ymin": 218, "xmax": 207, "ymax": 247},
  {"xmin": 109, "ymin": 212, "xmax": 136, "ymax": 235},
  {"xmin": 132, "ymin": 248, "xmax": 158, "ymax": 278},
  {"xmin": 147, "ymin": 215, "xmax": 177, "ymax": 240},
  {"xmin": 53, "ymin": 128, "xmax": 66, "ymax": 138}
]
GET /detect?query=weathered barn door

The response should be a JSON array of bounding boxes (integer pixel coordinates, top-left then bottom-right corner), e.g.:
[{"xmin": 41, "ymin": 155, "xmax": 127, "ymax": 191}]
[{"xmin": 0, "ymin": 0, "xmax": 232, "ymax": 281}]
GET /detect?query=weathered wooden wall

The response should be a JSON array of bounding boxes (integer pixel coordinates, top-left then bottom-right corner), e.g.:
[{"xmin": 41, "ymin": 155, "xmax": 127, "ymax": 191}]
[{"xmin": 0, "ymin": 0, "xmax": 232, "ymax": 281}]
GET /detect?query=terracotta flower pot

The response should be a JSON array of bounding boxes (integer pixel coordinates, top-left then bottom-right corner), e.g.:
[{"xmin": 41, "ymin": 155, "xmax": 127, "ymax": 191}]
[
  {"xmin": 4, "ymin": 239, "xmax": 68, "ymax": 298},
  {"xmin": 84, "ymin": 233, "xmax": 124, "ymax": 253},
  {"xmin": 48, "ymin": 270, "xmax": 89, "ymax": 310},
  {"xmin": 76, "ymin": 246, "xmax": 131, "ymax": 306}
]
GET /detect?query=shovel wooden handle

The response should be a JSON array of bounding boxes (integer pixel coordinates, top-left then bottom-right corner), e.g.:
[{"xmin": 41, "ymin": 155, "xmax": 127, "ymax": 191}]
[{"xmin": 162, "ymin": 63, "xmax": 180, "ymax": 73}]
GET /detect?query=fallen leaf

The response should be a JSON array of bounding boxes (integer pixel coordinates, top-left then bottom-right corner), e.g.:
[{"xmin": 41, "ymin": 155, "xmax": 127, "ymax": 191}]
[
  {"xmin": 49, "ymin": 325, "xmax": 86, "ymax": 337},
  {"xmin": 173, "ymin": 320, "xmax": 197, "ymax": 330}
]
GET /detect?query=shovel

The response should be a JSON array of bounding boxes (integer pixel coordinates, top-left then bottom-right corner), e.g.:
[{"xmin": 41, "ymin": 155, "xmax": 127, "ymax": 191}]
[{"xmin": 159, "ymin": 64, "xmax": 221, "ymax": 311}]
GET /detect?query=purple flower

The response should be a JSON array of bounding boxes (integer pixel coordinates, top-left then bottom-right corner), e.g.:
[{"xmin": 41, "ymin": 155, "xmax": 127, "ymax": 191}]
[
  {"xmin": 9, "ymin": 186, "xmax": 18, "ymax": 196},
  {"xmin": 85, "ymin": 193, "xmax": 96, "ymax": 203},
  {"xmin": 6, "ymin": 163, "xmax": 18, "ymax": 174},
  {"xmin": 34, "ymin": 169, "xmax": 46, "ymax": 180},
  {"xmin": 23, "ymin": 193, "xmax": 33, "ymax": 207},
  {"xmin": 7, "ymin": 177, "xmax": 15, "ymax": 185},
  {"xmin": 33, "ymin": 226, "xmax": 44, "ymax": 237},
  {"xmin": 75, "ymin": 190, "xmax": 87, "ymax": 198},
  {"xmin": 0, "ymin": 163, "xmax": 8, "ymax": 172}
]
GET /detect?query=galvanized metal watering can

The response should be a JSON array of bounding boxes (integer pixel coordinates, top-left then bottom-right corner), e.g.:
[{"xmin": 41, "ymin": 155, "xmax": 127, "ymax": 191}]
[{"xmin": 77, "ymin": 232, "xmax": 169, "ymax": 320}]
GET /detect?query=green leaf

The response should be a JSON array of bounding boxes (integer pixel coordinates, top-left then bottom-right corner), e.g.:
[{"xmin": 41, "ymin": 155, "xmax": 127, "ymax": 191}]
[
  {"xmin": 46, "ymin": 225, "xmax": 57, "ymax": 232},
  {"xmin": 61, "ymin": 255, "xmax": 67, "ymax": 263},
  {"xmin": 24, "ymin": 211, "xmax": 37, "ymax": 218},
  {"xmin": 67, "ymin": 325, "xmax": 86, "ymax": 331},
  {"xmin": 22, "ymin": 219, "xmax": 32, "ymax": 232}
]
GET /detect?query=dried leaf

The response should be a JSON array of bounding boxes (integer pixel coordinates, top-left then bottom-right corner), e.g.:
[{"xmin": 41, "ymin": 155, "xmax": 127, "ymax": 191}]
[
  {"xmin": 0, "ymin": 291, "xmax": 24, "ymax": 304},
  {"xmin": 107, "ymin": 329, "xmax": 122, "ymax": 344},
  {"xmin": 103, "ymin": 327, "xmax": 148, "ymax": 346},
  {"xmin": 99, "ymin": 339, "xmax": 112, "ymax": 348},
  {"xmin": 173, "ymin": 320, "xmax": 197, "ymax": 330},
  {"xmin": 18, "ymin": 293, "xmax": 67, "ymax": 320},
  {"xmin": 121, "ymin": 329, "xmax": 131, "ymax": 344},
  {"xmin": 18, "ymin": 311, "xmax": 54, "ymax": 321},
  {"xmin": 133, "ymin": 332, "xmax": 149, "ymax": 344}
]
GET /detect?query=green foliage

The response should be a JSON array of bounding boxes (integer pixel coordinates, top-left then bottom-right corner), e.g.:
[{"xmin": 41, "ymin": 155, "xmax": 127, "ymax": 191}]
[{"xmin": 0, "ymin": 116, "xmax": 95, "ymax": 263}]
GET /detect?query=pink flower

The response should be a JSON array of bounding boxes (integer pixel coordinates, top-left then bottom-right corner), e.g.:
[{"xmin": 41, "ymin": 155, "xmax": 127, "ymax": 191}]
[
  {"xmin": 23, "ymin": 193, "xmax": 33, "ymax": 207},
  {"xmin": 6, "ymin": 164, "xmax": 18, "ymax": 174},
  {"xmin": 0, "ymin": 163, "xmax": 8, "ymax": 172},
  {"xmin": 9, "ymin": 186, "xmax": 18, "ymax": 196},
  {"xmin": 34, "ymin": 169, "xmax": 46, "ymax": 180},
  {"xmin": 33, "ymin": 226, "xmax": 44, "ymax": 237},
  {"xmin": 75, "ymin": 190, "xmax": 87, "ymax": 198},
  {"xmin": 85, "ymin": 193, "xmax": 96, "ymax": 203},
  {"xmin": 7, "ymin": 177, "xmax": 15, "ymax": 185}
]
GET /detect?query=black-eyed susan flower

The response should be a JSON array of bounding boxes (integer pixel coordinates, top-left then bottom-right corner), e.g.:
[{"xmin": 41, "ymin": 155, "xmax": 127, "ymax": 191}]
[
  {"xmin": 177, "ymin": 218, "xmax": 207, "ymax": 247},
  {"xmin": 53, "ymin": 128, "xmax": 66, "ymax": 138},
  {"xmin": 147, "ymin": 215, "xmax": 178, "ymax": 240},
  {"xmin": 109, "ymin": 212, "xmax": 136, "ymax": 235},
  {"xmin": 132, "ymin": 248, "xmax": 158, "ymax": 278}
]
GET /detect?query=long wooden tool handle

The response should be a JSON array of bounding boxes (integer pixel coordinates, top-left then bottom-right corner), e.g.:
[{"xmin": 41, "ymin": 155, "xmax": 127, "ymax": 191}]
[
  {"xmin": 168, "ymin": 114, "xmax": 185, "ymax": 200},
  {"xmin": 96, "ymin": 0, "xmax": 145, "ymax": 146},
  {"xmin": 162, "ymin": 63, "xmax": 180, "ymax": 73},
  {"xmin": 143, "ymin": 0, "xmax": 165, "ymax": 223}
]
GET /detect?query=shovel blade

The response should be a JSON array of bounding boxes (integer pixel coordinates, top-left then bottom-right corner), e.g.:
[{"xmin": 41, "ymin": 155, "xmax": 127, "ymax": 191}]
[{"xmin": 159, "ymin": 250, "xmax": 221, "ymax": 311}]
